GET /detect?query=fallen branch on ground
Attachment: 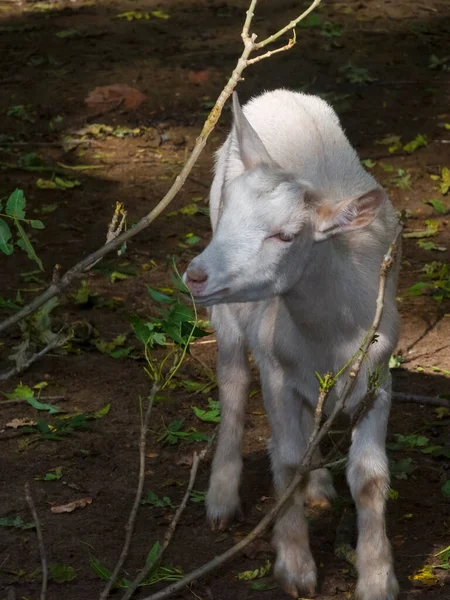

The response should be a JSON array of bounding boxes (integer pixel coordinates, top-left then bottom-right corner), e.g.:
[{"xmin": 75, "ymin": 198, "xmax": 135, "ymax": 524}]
[
  {"xmin": 132, "ymin": 225, "xmax": 402, "ymax": 600},
  {"xmin": 25, "ymin": 482, "xmax": 47, "ymax": 600},
  {"xmin": 392, "ymin": 391, "xmax": 450, "ymax": 408},
  {"xmin": 0, "ymin": 0, "xmax": 321, "ymax": 337},
  {"xmin": 0, "ymin": 329, "xmax": 71, "ymax": 382},
  {"xmin": 121, "ymin": 448, "xmax": 206, "ymax": 600},
  {"xmin": 99, "ymin": 384, "xmax": 158, "ymax": 600}
]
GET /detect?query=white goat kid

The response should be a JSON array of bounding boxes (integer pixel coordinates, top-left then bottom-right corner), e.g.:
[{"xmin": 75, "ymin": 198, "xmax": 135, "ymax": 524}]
[{"xmin": 184, "ymin": 90, "xmax": 400, "ymax": 600}]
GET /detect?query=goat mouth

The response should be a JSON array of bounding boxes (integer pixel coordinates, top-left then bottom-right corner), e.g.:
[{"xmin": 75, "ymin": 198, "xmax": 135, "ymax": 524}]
[{"xmin": 191, "ymin": 288, "xmax": 229, "ymax": 306}]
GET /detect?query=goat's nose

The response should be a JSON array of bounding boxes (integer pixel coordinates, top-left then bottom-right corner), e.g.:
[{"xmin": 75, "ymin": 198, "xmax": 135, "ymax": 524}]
[{"xmin": 186, "ymin": 265, "xmax": 208, "ymax": 284}]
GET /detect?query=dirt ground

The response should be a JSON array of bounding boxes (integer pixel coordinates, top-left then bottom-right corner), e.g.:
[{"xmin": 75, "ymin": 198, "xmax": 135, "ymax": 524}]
[{"xmin": 1, "ymin": 0, "xmax": 450, "ymax": 599}]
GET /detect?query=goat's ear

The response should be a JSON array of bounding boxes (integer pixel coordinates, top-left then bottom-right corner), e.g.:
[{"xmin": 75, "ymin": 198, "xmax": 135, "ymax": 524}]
[
  {"xmin": 313, "ymin": 187, "xmax": 386, "ymax": 241},
  {"xmin": 232, "ymin": 92, "xmax": 275, "ymax": 170}
]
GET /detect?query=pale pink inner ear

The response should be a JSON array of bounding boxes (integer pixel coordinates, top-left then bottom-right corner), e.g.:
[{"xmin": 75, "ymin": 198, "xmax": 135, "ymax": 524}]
[{"xmin": 315, "ymin": 187, "xmax": 385, "ymax": 239}]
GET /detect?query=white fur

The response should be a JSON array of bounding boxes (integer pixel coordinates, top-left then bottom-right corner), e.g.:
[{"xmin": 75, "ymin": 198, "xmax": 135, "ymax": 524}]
[{"xmin": 184, "ymin": 90, "xmax": 400, "ymax": 599}]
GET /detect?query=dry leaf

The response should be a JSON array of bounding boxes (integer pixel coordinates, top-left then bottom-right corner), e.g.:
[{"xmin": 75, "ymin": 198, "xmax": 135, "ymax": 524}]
[
  {"xmin": 51, "ymin": 497, "xmax": 92, "ymax": 513},
  {"xmin": 188, "ymin": 70, "xmax": 210, "ymax": 85},
  {"xmin": 85, "ymin": 84, "xmax": 146, "ymax": 114},
  {"xmin": 6, "ymin": 418, "xmax": 37, "ymax": 429},
  {"xmin": 408, "ymin": 566, "xmax": 439, "ymax": 586}
]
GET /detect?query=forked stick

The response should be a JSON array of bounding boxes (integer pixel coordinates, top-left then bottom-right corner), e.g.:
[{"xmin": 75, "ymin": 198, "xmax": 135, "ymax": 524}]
[{"xmin": 99, "ymin": 385, "xmax": 158, "ymax": 600}]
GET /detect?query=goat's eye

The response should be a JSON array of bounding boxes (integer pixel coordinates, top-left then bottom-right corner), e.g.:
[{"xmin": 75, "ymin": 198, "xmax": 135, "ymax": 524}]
[{"xmin": 273, "ymin": 232, "xmax": 294, "ymax": 243}]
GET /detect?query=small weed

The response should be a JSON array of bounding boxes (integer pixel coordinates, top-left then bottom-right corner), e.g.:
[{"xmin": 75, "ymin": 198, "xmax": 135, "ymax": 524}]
[
  {"xmin": 35, "ymin": 466, "xmax": 63, "ymax": 481},
  {"xmin": 140, "ymin": 491, "xmax": 173, "ymax": 508},
  {"xmin": 429, "ymin": 55, "xmax": 450, "ymax": 71},
  {"xmin": 157, "ymin": 418, "xmax": 209, "ymax": 445},
  {"xmin": 391, "ymin": 169, "xmax": 411, "ymax": 190},
  {"xmin": 425, "ymin": 198, "xmax": 449, "ymax": 215},
  {"xmin": 192, "ymin": 398, "xmax": 221, "ymax": 423},
  {"xmin": 0, "ymin": 189, "xmax": 44, "ymax": 269},
  {"xmin": 389, "ymin": 457, "xmax": 415, "ymax": 480},
  {"xmin": 387, "ymin": 433, "xmax": 429, "ymax": 451},
  {"xmin": 189, "ymin": 490, "xmax": 207, "ymax": 503},
  {"xmin": 407, "ymin": 261, "xmax": 450, "ymax": 303},
  {"xmin": 340, "ymin": 63, "xmax": 376, "ymax": 84},
  {"xmin": 6, "ymin": 105, "xmax": 36, "ymax": 123}
]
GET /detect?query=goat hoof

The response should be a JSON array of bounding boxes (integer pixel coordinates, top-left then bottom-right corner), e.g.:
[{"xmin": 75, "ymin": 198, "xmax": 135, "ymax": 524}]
[
  {"xmin": 210, "ymin": 507, "xmax": 243, "ymax": 531},
  {"xmin": 274, "ymin": 551, "xmax": 317, "ymax": 598},
  {"xmin": 305, "ymin": 468, "xmax": 336, "ymax": 510},
  {"xmin": 355, "ymin": 569, "xmax": 399, "ymax": 600}
]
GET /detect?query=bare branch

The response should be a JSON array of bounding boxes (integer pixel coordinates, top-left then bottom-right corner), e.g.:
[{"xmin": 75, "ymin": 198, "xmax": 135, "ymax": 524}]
[
  {"xmin": 121, "ymin": 450, "xmax": 204, "ymax": 600},
  {"xmin": 135, "ymin": 225, "xmax": 402, "ymax": 600},
  {"xmin": 24, "ymin": 482, "xmax": 47, "ymax": 600},
  {"xmin": 246, "ymin": 35, "xmax": 296, "ymax": 65},
  {"xmin": 0, "ymin": 329, "xmax": 70, "ymax": 382},
  {"xmin": 255, "ymin": 0, "xmax": 322, "ymax": 49},
  {"xmin": 0, "ymin": 0, "xmax": 322, "ymax": 337},
  {"xmin": 99, "ymin": 385, "xmax": 158, "ymax": 600}
]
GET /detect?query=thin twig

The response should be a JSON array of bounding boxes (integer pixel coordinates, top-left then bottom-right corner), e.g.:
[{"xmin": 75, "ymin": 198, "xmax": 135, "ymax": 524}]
[
  {"xmin": 255, "ymin": 0, "xmax": 322, "ymax": 49},
  {"xmin": 0, "ymin": 395, "xmax": 65, "ymax": 407},
  {"xmin": 24, "ymin": 482, "xmax": 47, "ymax": 600},
  {"xmin": 247, "ymin": 36, "xmax": 296, "ymax": 65},
  {"xmin": 136, "ymin": 225, "xmax": 402, "ymax": 600},
  {"xmin": 0, "ymin": 330, "xmax": 70, "ymax": 381},
  {"xmin": 392, "ymin": 391, "xmax": 450, "ymax": 408},
  {"xmin": 0, "ymin": 0, "xmax": 320, "ymax": 337},
  {"xmin": 99, "ymin": 385, "xmax": 158, "ymax": 600},
  {"xmin": 121, "ymin": 449, "xmax": 205, "ymax": 600}
]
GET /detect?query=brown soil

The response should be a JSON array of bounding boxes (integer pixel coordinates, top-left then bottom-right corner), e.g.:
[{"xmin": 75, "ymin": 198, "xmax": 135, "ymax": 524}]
[{"xmin": 1, "ymin": 0, "xmax": 450, "ymax": 599}]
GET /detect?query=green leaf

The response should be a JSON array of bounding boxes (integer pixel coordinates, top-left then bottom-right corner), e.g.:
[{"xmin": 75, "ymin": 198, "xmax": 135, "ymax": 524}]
[
  {"xmin": 146, "ymin": 541, "xmax": 161, "ymax": 567},
  {"xmin": 442, "ymin": 480, "xmax": 450, "ymax": 498},
  {"xmin": 403, "ymin": 134, "xmax": 428, "ymax": 154},
  {"xmin": 0, "ymin": 515, "xmax": 35, "ymax": 529},
  {"xmin": 147, "ymin": 286, "xmax": 175, "ymax": 304},
  {"xmin": 151, "ymin": 9, "xmax": 169, "ymax": 19},
  {"xmin": 55, "ymin": 28, "xmax": 80, "ymax": 38},
  {"xmin": 389, "ymin": 457, "xmax": 415, "ymax": 480},
  {"xmin": 35, "ymin": 467, "xmax": 63, "ymax": 481},
  {"xmin": 48, "ymin": 563, "xmax": 77, "ymax": 583},
  {"xmin": 425, "ymin": 198, "xmax": 449, "ymax": 215},
  {"xmin": 6, "ymin": 189, "xmax": 26, "ymax": 219},
  {"xmin": 27, "ymin": 396, "xmax": 61, "ymax": 414},
  {"xmin": 15, "ymin": 220, "xmax": 43, "ymax": 270},
  {"xmin": 93, "ymin": 404, "xmax": 110, "ymax": 419},
  {"xmin": 0, "ymin": 218, "xmax": 13, "ymax": 255},
  {"xmin": 361, "ymin": 159, "xmax": 377, "ymax": 168},
  {"xmin": 140, "ymin": 492, "xmax": 172, "ymax": 508},
  {"xmin": 297, "ymin": 14, "xmax": 321, "ymax": 28},
  {"xmin": 3, "ymin": 383, "xmax": 34, "ymax": 400},
  {"xmin": 30, "ymin": 219, "xmax": 45, "ymax": 229},
  {"xmin": 189, "ymin": 490, "xmax": 207, "ymax": 503},
  {"xmin": 250, "ymin": 580, "xmax": 278, "ymax": 591},
  {"xmin": 192, "ymin": 399, "xmax": 221, "ymax": 423},
  {"xmin": 89, "ymin": 556, "xmax": 113, "ymax": 582}
]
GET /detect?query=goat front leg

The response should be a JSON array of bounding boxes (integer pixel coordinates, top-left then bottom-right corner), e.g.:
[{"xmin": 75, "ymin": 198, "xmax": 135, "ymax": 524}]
[
  {"xmin": 263, "ymin": 370, "xmax": 317, "ymax": 597},
  {"xmin": 206, "ymin": 323, "xmax": 251, "ymax": 530},
  {"xmin": 347, "ymin": 381, "xmax": 399, "ymax": 600}
]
